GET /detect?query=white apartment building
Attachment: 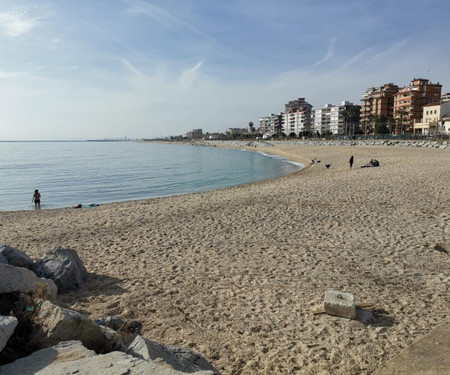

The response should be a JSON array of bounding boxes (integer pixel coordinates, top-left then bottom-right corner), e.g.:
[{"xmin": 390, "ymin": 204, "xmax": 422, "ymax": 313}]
[
  {"xmin": 313, "ymin": 101, "xmax": 359, "ymax": 135},
  {"xmin": 283, "ymin": 98, "xmax": 312, "ymax": 136},
  {"xmin": 414, "ymin": 101, "xmax": 450, "ymax": 135}
]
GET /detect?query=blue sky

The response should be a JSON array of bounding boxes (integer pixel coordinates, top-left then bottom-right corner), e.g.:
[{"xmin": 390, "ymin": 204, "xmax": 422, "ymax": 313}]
[{"xmin": 1, "ymin": 0, "xmax": 449, "ymax": 140}]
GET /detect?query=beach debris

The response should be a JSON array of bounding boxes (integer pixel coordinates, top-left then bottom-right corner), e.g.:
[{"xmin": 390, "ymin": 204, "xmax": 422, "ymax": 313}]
[
  {"xmin": 324, "ymin": 290, "xmax": 356, "ymax": 319},
  {"xmin": 0, "ymin": 244, "xmax": 33, "ymax": 269},
  {"xmin": 434, "ymin": 243, "xmax": 449, "ymax": 254},
  {"xmin": 312, "ymin": 291, "xmax": 375, "ymax": 321},
  {"xmin": 32, "ymin": 246, "xmax": 89, "ymax": 293}
]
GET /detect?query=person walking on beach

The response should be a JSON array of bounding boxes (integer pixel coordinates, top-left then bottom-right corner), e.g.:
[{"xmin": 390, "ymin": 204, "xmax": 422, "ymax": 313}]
[
  {"xmin": 32, "ymin": 189, "xmax": 41, "ymax": 210},
  {"xmin": 349, "ymin": 155, "xmax": 354, "ymax": 169}
]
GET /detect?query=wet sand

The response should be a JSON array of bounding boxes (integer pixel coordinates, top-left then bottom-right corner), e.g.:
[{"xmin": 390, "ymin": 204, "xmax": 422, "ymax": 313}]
[{"xmin": 1, "ymin": 143, "xmax": 449, "ymax": 374}]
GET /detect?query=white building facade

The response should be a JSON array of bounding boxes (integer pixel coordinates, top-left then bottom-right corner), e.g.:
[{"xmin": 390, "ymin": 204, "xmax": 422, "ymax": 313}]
[
  {"xmin": 414, "ymin": 101, "xmax": 450, "ymax": 135},
  {"xmin": 313, "ymin": 101, "xmax": 359, "ymax": 135},
  {"xmin": 283, "ymin": 98, "xmax": 312, "ymax": 136}
]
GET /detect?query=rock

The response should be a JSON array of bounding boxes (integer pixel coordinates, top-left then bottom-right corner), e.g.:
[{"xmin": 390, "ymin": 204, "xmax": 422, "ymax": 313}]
[
  {"xmin": 94, "ymin": 316, "xmax": 124, "ymax": 331},
  {"xmin": 0, "ymin": 254, "xmax": 8, "ymax": 265},
  {"xmin": 0, "ymin": 316, "xmax": 18, "ymax": 353},
  {"xmin": 37, "ymin": 278, "xmax": 58, "ymax": 300},
  {"xmin": 32, "ymin": 246, "xmax": 89, "ymax": 293},
  {"xmin": 0, "ymin": 264, "xmax": 54, "ymax": 299},
  {"xmin": 32, "ymin": 301, "xmax": 121, "ymax": 353},
  {"xmin": 324, "ymin": 290, "xmax": 356, "ymax": 319},
  {"xmin": 127, "ymin": 335, "xmax": 219, "ymax": 374},
  {"xmin": 0, "ymin": 340, "xmax": 216, "ymax": 375},
  {"xmin": 0, "ymin": 244, "xmax": 33, "ymax": 269},
  {"xmin": 94, "ymin": 316, "xmax": 142, "ymax": 334}
]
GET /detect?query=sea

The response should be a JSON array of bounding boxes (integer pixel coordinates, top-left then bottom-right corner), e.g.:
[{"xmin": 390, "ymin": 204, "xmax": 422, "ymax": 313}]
[{"xmin": 0, "ymin": 141, "xmax": 302, "ymax": 211}]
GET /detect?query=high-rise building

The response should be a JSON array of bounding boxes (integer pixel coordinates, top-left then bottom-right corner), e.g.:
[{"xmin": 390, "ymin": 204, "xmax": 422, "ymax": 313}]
[
  {"xmin": 283, "ymin": 98, "xmax": 312, "ymax": 136},
  {"xmin": 393, "ymin": 78, "xmax": 442, "ymax": 132},
  {"xmin": 360, "ymin": 83, "xmax": 399, "ymax": 129},
  {"xmin": 313, "ymin": 102, "xmax": 360, "ymax": 135},
  {"xmin": 258, "ymin": 113, "xmax": 284, "ymax": 135}
]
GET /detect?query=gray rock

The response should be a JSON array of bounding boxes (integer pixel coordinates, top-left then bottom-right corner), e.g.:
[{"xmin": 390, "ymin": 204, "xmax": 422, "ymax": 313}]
[
  {"xmin": 0, "ymin": 264, "xmax": 57, "ymax": 299},
  {"xmin": 127, "ymin": 335, "xmax": 219, "ymax": 374},
  {"xmin": 0, "ymin": 254, "xmax": 8, "ymax": 264},
  {"xmin": 0, "ymin": 244, "xmax": 33, "ymax": 269},
  {"xmin": 32, "ymin": 246, "xmax": 89, "ymax": 293},
  {"xmin": 0, "ymin": 340, "xmax": 215, "ymax": 375},
  {"xmin": 32, "ymin": 301, "xmax": 122, "ymax": 353},
  {"xmin": 0, "ymin": 316, "xmax": 18, "ymax": 353}
]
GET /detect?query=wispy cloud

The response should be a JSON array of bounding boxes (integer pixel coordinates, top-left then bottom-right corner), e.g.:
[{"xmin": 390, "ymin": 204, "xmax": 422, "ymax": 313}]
[
  {"xmin": 57, "ymin": 5, "xmax": 141, "ymax": 56},
  {"xmin": 125, "ymin": 0, "xmax": 215, "ymax": 42},
  {"xmin": 180, "ymin": 60, "xmax": 204, "ymax": 88},
  {"xmin": 0, "ymin": 6, "xmax": 54, "ymax": 37},
  {"xmin": 337, "ymin": 47, "xmax": 374, "ymax": 71},
  {"xmin": 312, "ymin": 37, "xmax": 337, "ymax": 67},
  {"xmin": 121, "ymin": 59, "xmax": 142, "ymax": 75}
]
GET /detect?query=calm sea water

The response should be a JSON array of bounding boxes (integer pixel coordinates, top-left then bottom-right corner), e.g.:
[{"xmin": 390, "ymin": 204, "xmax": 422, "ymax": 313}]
[{"xmin": 0, "ymin": 141, "xmax": 302, "ymax": 211}]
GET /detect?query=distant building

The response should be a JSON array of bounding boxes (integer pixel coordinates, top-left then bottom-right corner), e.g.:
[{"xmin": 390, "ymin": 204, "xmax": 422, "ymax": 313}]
[
  {"xmin": 186, "ymin": 129, "xmax": 203, "ymax": 139},
  {"xmin": 360, "ymin": 83, "xmax": 399, "ymax": 131},
  {"xmin": 414, "ymin": 101, "xmax": 450, "ymax": 135},
  {"xmin": 313, "ymin": 101, "xmax": 360, "ymax": 135},
  {"xmin": 259, "ymin": 113, "xmax": 284, "ymax": 135},
  {"xmin": 226, "ymin": 128, "xmax": 248, "ymax": 136},
  {"xmin": 393, "ymin": 78, "xmax": 442, "ymax": 132},
  {"xmin": 283, "ymin": 98, "xmax": 312, "ymax": 136},
  {"xmin": 441, "ymin": 93, "xmax": 450, "ymax": 102}
]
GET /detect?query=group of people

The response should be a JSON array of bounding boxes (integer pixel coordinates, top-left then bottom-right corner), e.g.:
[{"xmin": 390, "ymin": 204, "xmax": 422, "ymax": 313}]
[{"xmin": 361, "ymin": 159, "xmax": 380, "ymax": 168}]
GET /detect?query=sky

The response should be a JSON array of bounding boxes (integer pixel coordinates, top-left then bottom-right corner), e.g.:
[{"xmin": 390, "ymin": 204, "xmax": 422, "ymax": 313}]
[{"xmin": 1, "ymin": 0, "xmax": 449, "ymax": 140}]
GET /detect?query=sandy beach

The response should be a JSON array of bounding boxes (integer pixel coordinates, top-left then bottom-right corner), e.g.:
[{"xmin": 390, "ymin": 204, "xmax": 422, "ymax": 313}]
[{"xmin": 1, "ymin": 143, "xmax": 449, "ymax": 374}]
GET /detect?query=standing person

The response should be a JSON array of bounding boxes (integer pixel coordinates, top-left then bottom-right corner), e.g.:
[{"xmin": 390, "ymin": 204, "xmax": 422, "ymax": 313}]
[
  {"xmin": 349, "ymin": 155, "xmax": 354, "ymax": 169},
  {"xmin": 32, "ymin": 189, "xmax": 41, "ymax": 210}
]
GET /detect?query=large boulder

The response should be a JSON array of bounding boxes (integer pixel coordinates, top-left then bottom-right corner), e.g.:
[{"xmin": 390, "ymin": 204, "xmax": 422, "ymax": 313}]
[
  {"xmin": 0, "ymin": 245, "xmax": 33, "ymax": 269},
  {"xmin": 0, "ymin": 316, "xmax": 18, "ymax": 353},
  {"xmin": 0, "ymin": 340, "xmax": 215, "ymax": 375},
  {"xmin": 0, "ymin": 254, "xmax": 8, "ymax": 265},
  {"xmin": 31, "ymin": 301, "xmax": 122, "ymax": 353},
  {"xmin": 32, "ymin": 246, "xmax": 89, "ymax": 293},
  {"xmin": 127, "ymin": 335, "xmax": 219, "ymax": 374},
  {"xmin": 0, "ymin": 264, "xmax": 57, "ymax": 299}
]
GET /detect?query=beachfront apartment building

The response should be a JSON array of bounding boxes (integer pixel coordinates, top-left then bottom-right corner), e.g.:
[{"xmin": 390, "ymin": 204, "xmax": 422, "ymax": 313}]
[
  {"xmin": 313, "ymin": 101, "xmax": 360, "ymax": 135},
  {"xmin": 441, "ymin": 93, "xmax": 450, "ymax": 102},
  {"xmin": 185, "ymin": 129, "xmax": 203, "ymax": 139},
  {"xmin": 393, "ymin": 78, "xmax": 442, "ymax": 133},
  {"xmin": 413, "ymin": 100, "xmax": 450, "ymax": 135},
  {"xmin": 360, "ymin": 83, "xmax": 399, "ymax": 132},
  {"xmin": 226, "ymin": 128, "xmax": 248, "ymax": 136},
  {"xmin": 283, "ymin": 98, "xmax": 312, "ymax": 136},
  {"xmin": 258, "ymin": 113, "xmax": 285, "ymax": 135}
]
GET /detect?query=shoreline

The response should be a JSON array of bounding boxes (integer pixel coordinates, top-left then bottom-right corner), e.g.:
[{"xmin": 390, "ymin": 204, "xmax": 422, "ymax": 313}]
[{"xmin": 1, "ymin": 144, "xmax": 449, "ymax": 374}]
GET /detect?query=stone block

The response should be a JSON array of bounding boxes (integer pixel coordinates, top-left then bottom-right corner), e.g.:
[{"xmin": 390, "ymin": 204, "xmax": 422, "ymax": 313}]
[{"xmin": 324, "ymin": 290, "xmax": 356, "ymax": 319}]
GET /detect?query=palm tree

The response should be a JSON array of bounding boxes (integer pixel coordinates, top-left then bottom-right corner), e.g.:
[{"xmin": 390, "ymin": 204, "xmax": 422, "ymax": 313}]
[
  {"xmin": 342, "ymin": 106, "xmax": 360, "ymax": 137},
  {"xmin": 395, "ymin": 108, "xmax": 409, "ymax": 134}
]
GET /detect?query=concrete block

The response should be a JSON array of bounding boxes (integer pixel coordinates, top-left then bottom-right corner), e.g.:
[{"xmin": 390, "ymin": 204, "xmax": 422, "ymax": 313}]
[{"xmin": 324, "ymin": 290, "xmax": 356, "ymax": 319}]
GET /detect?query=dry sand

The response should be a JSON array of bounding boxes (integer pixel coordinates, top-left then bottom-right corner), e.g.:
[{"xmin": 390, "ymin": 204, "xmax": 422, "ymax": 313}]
[{"xmin": 1, "ymin": 144, "xmax": 449, "ymax": 374}]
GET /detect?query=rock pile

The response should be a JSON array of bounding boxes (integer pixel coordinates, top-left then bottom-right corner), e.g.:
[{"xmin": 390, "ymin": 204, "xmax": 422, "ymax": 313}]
[
  {"xmin": 0, "ymin": 244, "xmax": 219, "ymax": 375},
  {"xmin": 198, "ymin": 139, "xmax": 450, "ymax": 149}
]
